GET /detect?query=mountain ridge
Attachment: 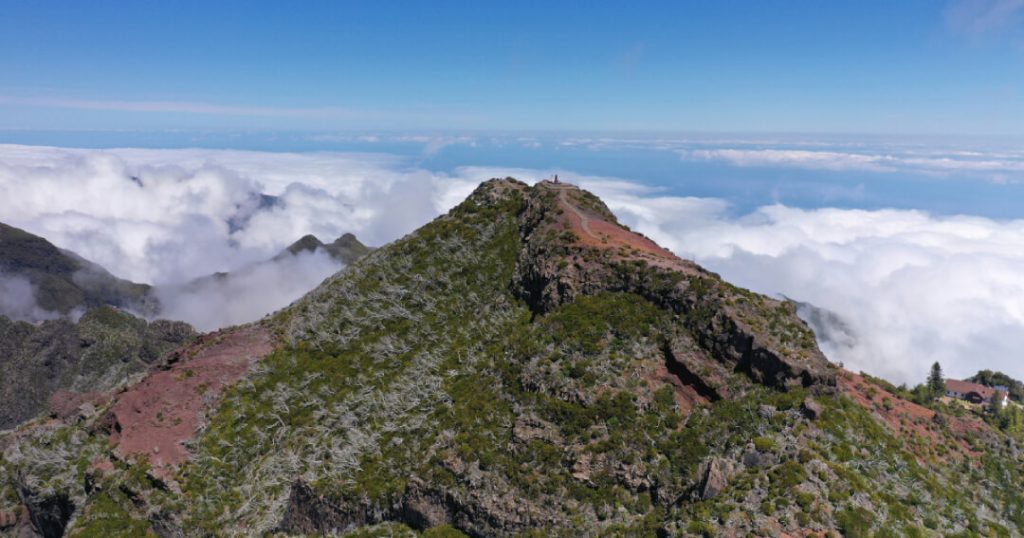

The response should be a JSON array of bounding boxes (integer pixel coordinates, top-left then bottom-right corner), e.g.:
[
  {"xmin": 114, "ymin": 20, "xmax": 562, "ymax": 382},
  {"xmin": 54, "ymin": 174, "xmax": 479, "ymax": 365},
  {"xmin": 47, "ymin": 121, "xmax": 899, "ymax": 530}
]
[
  {"xmin": 1, "ymin": 178, "xmax": 1021, "ymax": 537},
  {"xmin": 0, "ymin": 222, "xmax": 155, "ymax": 318}
]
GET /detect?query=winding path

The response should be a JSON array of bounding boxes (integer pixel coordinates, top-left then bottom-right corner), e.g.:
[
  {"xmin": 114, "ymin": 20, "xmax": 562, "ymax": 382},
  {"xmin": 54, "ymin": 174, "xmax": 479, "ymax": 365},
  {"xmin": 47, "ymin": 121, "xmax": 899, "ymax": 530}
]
[{"xmin": 554, "ymin": 184, "xmax": 597, "ymax": 239}]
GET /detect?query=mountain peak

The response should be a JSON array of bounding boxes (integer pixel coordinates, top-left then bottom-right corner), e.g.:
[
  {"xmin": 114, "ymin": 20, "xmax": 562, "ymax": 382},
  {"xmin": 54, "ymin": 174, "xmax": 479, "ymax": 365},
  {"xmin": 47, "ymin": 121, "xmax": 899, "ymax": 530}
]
[
  {"xmin": 17, "ymin": 178, "xmax": 985, "ymax": 538},
  {"xmin": 284, "ymin": 234, "xmax": 326, "ymax": 256},
  {"xmin": 278, "ymin": 232, "xmax": 372, "ymax": 265}
]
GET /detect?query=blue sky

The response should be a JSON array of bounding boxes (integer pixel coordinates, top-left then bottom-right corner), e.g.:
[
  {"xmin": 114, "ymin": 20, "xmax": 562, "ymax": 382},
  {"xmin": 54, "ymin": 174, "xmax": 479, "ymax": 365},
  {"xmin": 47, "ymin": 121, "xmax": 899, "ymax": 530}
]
[
  {"xmin": 2, "ymin": 2, "xmax": 1024, "ymax": 381},
  {"xmin": 2, "ymin": 0, "xmax": 1023, "ymax": 134}
]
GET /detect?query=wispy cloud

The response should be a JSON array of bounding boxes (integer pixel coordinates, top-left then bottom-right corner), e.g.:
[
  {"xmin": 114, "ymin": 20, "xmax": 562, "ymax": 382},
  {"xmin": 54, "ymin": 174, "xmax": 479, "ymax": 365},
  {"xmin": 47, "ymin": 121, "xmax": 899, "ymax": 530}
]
[
  {"xmin": 681, "ymin": 147, "xmax": 1024, "ymax": 180},
  {"xmin": 946, "ymin": 0, "xmax": 1024, "ymax": 39},
  {"xmin": 685, "ymin": 149, "xmax": 894, "ymax": 172},
  {"xmin": 0, "ymin": 95, "xmax": 357, "ymax": 118}
]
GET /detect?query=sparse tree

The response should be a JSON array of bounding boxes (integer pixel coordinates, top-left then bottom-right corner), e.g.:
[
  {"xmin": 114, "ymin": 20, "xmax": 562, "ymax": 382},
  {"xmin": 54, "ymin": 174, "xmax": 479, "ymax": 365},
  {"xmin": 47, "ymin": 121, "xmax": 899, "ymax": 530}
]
[
  {"xmin": 988, "ymin": 392, "xmax": 1003, "ymax": 416},
  {"xmin": 927, "ymin": 362, "xmax": 944, "ymax": 398}
]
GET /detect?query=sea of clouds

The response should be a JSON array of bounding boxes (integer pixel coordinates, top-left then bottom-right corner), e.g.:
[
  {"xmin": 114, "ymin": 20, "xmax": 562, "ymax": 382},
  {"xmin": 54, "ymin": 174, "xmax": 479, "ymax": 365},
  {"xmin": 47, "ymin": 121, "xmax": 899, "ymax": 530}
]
[{"xmin": 1, "ymin": 143, "xmax": 1022, "ymax": 385}]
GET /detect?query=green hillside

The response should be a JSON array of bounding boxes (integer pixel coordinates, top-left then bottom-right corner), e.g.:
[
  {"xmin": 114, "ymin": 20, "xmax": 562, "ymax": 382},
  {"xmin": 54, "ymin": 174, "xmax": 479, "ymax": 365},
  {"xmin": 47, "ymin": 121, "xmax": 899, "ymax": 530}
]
[{"xmin": 1, "ymin": 180, "xmax": 1022, "ymax": 537}]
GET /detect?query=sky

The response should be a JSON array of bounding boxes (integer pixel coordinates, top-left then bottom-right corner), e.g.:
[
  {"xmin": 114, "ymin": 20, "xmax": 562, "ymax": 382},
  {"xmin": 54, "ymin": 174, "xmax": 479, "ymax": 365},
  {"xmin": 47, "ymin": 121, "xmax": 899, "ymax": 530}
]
[
  {"xmin": 1, "ymin": 1, "xmax": 1024, "ymax": 385},
  {"xmin": 1, "ymin": 0, "xmax": 1024, "ymax": 134}
]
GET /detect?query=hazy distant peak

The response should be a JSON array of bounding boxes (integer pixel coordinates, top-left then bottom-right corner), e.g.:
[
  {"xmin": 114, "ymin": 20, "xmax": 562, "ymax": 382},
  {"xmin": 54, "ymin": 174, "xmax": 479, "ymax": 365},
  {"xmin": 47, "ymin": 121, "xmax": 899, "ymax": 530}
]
[{"xmin": 277, "ymin": 232, "xmax": 372, "ymax": 265}]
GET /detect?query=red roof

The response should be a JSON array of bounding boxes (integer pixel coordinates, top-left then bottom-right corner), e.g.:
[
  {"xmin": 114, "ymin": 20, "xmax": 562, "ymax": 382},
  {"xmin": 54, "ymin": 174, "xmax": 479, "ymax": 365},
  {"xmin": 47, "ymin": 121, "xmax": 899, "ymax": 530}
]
[{"xmin": 944, "ymin": 379, "xmax": 1005, "ymax": 400}]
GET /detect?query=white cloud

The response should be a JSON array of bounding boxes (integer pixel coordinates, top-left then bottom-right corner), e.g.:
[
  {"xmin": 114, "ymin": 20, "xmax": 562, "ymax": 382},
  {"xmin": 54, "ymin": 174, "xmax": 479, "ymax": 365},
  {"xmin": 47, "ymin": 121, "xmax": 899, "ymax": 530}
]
[
  {"xmin": 592, "ymin": 191, "xmax": 1024, "ymax": 385},
  {"xmin": 154, "ymin": 250, "xmax": 343, "ymax": 332},
  {"xmin": 3, "ymin": 143, "xmax": 1023, "ymax": 386},
  {"xmin": 685, "ymin": 148, "xmax": 894, "ymax": 172},
  {"xmin": 0, "ymin": 272, "xmax": 61, "ymax": 323},
  {"xmin": 682, "ymin": 147, "xmax": 1024, "ymax": 178},
  {"xmin": 946, "ymin": 0, "xmax": 1024, "ymax": 38}
]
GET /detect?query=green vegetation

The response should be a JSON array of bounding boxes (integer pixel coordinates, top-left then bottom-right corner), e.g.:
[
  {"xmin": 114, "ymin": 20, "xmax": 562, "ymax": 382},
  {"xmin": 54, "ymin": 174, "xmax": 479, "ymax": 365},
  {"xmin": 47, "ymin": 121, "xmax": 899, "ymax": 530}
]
[
  {"xmin": 68, "ymin": 491, "xmax": 151, "ymax": 537},
  {"xmin": 970, "ymin": 369, "xmax": 1024, "ymax": 402},
  {"xmin": 4, "ymin": 180, "xmax": 1024, "ymax": 537},
  {"xmin": 836, "ymin": 507, "xmax": 873, "ymax": 538},
  {"xmin": 0, "ymin": 221, "xmax": 153, "ymax": 315},
  {"xmin": 0, "ymin": 304, "xmax": 194, "ymax": 428},
  {"xmin": 928, "ymin": 361, "xmax": 945, "ymax": 399}
]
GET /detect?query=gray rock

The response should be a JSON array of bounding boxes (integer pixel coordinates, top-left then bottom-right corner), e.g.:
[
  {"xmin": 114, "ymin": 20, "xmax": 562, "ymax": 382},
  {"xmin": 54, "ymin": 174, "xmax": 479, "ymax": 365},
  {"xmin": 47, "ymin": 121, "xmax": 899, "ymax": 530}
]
[
  {"xmin": 697, "ymin": 457, "xmax": 738, "ymax": 500},
  {"xmin": 801, "ymin": 397, "xmax": 824, "ymax": 420},
  {"xmin": 742, "ymin": 450, "xmax": 775, "ymax": 468}
]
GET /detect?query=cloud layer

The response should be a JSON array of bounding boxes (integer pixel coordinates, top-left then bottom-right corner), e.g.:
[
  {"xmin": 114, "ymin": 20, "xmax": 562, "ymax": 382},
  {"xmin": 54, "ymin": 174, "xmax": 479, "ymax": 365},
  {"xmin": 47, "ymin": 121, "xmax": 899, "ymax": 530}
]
[
  {"xmin": 0, "ymin": 144, "xmax": 481, "ymax": 330},
  {"xmin": 2, "ymin": 143, "xmax": 1022, "ymax": 385},
  {"xmin": 682, "ymin": 146, "xmax": 1024, "ymax": 180},
  {"xmin": 154, "ymin": 250, "xmax": 344, "ymax": 332},
  {"xmin": 0, "ymin": 145, "xmax": 477, "ymax": 285},
  {"xmin": 0, "ymin": 272, "xmax": 62, "ymax": 323}
]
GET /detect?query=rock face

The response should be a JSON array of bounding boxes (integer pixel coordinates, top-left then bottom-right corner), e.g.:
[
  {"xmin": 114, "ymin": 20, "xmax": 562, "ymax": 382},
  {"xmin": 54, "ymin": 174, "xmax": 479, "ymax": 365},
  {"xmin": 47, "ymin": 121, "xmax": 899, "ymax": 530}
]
[
  {"xmin": 511, "ymin": 181, "xmax": 835, "ymax": 391},
  {"xmin": 2, "ymin": 179, "xmax": 1023, "ymax": 537},
  {"xmin": 18, "ymin": 490, "xmax": 73, "ymax": 538},
  {"xmin": 696, "ymin": 457, "xmax": 739, "ymax": 500},
  {"xmin": 802, "ymin": 396, "xmax": 824, "ymax": 420}
]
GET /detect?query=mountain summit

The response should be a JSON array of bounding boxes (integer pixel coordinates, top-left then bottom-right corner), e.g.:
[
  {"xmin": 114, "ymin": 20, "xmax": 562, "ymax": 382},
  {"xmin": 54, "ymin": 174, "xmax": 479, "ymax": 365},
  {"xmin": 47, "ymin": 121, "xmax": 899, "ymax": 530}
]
[
  {"xmin": 279, "ymin": 232, "xmax": 373, "ymax": 265},
  {"xmin": 1, "ymin": 179, "xmax": 1021, "ymax": 537}
]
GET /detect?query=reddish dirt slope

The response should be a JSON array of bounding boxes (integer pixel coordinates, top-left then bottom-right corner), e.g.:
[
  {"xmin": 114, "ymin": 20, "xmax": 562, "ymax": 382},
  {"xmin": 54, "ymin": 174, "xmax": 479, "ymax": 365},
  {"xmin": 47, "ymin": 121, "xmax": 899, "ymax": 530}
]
[
  {"xmin": 108, "ymin": 325, "xmax": 275, "ymax": 472},
  {"xmin": 643, "ymin": 363, "xmax": 710, "ymax": 418},
  {"xmin": 838, "ymin": 370, "xmax": 985, "ymax": 459},
  {"xmin": 546, "ymin": 181, "xmax": 701, "ymax": 274}
]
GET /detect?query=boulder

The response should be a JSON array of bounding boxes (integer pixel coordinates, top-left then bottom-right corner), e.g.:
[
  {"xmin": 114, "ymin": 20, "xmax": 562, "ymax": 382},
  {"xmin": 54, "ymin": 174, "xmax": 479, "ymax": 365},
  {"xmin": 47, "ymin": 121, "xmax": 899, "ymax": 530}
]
[
  {"xmin": 802, "ymin": 397, "xmax": 824, "ymax": 420},
  {"xmin": 696, "ymin": 457, "xmax": 738, "ymax": 500}
]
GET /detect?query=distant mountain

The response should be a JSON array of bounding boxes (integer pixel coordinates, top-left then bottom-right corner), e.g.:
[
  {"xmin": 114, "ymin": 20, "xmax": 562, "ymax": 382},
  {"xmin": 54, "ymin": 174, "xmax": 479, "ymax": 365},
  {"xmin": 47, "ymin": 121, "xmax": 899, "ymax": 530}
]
[
  {"xmin": 0, "ymin": 224, "xmax": 369, "ymax": 430},
  {"xmin": 0, "ymin": 222, "xmax": 156, "ymax": 318},
  {"xmin": 179, "ymin": 232, "xmax": 372, "ymax": 292},
  {"xmin": 2, "ymin": 180, "xmax": 1023, "ymax": 537},
  {"xmin": 226, "ymin": 192, "xmax": 283, "ymax": 233},
  {"xmin": 278, "ymin": 232, "xmax": 373, "ymax": 265}
]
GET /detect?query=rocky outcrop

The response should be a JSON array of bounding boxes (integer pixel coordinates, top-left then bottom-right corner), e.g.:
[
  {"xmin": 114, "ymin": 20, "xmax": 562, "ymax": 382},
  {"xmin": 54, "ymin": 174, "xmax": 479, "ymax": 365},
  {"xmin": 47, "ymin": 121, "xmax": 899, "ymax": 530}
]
[
  {"xmin": 47, "ymin": 391, "xmax": 109, "ymax": 424},
  {"xmin": 278, "ymin": 482, "xmax": 373, "ymax": 535},
  {"xmin": 695, "ymin": 457, "xmax": 740, "ymax": 501},
  {"xmin": 663, "ymin": 335, "xmax": 730, "ymax": 401},
  {"xmin": 278, "ymin": 475, "xmax": 557, "ymax": 538},
  {"xmin": 802, "ymin": 397, "xmax": 824, "ymax": 420},
  {"xmin": 511, "ymin": 181, "xmax": 836, "ymax": 392},
  {"xmin": 17, "ymin": 487, "xmax": 73, "ymax": 538},
  {"xmin": 278, "ymin": 480, "xmax": 464, "ymax": 536}
]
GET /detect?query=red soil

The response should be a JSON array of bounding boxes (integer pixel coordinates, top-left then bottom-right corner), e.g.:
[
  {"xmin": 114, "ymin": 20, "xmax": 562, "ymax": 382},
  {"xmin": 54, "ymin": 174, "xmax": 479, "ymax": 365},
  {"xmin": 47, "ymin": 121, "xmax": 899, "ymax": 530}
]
[
  {"xmin": 838, "ymin": 370, "xmax": 984, "ymax": 459},
  {"xmin": 546, "ymin": 182, "xmax": 701, "ymax": 274},
  {"xmin": 108, "ymin": 325, "xmax": 275, "ymax": 473},
  {"xmin": 48, "ymin": 390, "xmax": 111, "ymax": 422},
  {"xmin": 644, "ymin": 363, "xmax": 709, "ymax": 418}
]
